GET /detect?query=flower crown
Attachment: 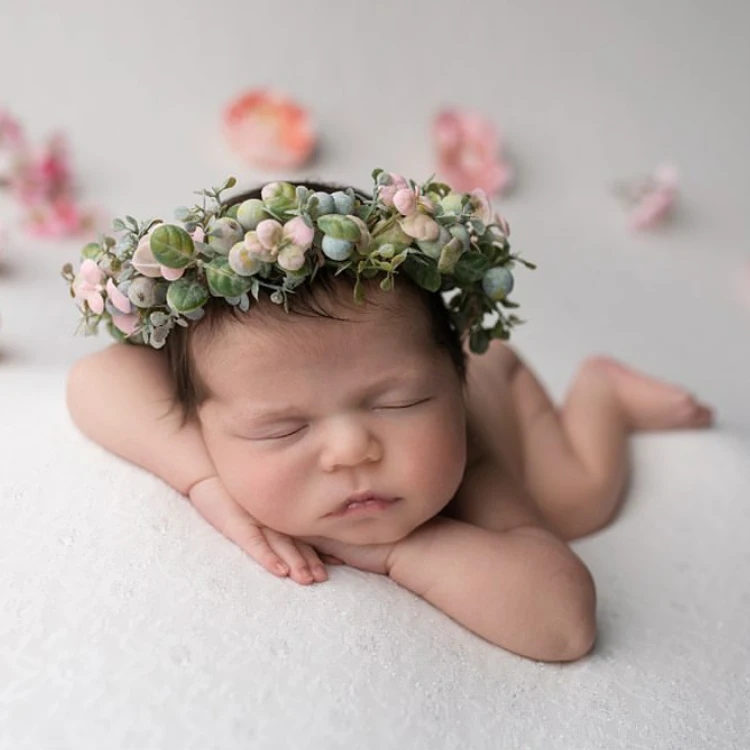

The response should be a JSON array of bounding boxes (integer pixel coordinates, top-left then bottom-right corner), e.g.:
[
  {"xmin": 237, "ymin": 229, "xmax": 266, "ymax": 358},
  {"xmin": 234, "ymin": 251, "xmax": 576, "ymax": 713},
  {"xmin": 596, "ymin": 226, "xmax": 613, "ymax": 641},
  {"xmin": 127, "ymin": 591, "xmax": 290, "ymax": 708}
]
[{"xmin": 61, "ymin": 169, "xmax": 535, "ymax": 354}]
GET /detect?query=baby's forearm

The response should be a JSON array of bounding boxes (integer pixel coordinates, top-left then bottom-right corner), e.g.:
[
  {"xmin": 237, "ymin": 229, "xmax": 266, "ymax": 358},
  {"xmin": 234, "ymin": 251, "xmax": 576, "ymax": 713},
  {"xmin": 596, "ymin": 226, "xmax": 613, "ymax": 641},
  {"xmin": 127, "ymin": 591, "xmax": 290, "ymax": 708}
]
[
  {"xmin": 66, "ymin": 344, "xmax": 215, "ymax": 495},
  {"xmin": 387, "ymin": 517, "xmax": 597, "ymax": 662}
]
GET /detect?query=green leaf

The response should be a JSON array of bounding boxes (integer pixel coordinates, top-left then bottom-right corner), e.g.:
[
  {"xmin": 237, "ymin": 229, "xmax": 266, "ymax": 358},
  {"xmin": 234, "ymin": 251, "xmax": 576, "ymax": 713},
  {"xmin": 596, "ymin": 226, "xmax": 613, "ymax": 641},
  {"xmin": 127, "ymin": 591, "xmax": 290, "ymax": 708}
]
[
  {"xmin": 469, "ymin": 329, "xmax": 491, "ymax": 354},
  {"xmin": 166, "ymin": 278, "xmax": 209, "ymax": 314},
  {"xmin": 150, "ymin": 224, "xmax": 196, "ymax": 269},
  {"xmin": 317, "ymin": 214, "xmax": 361, "ymax": 241},
  {"xmin": 353, "ymin": 277, "xmax": 365, "ymax": 303},
  {"xmin": 205, "ymin": 257, "xmax": 253, "ymax": 298},
  {"xmin": 453, "ymin": 252, "xmax": 490, "ymax": 284},
  {"xmin": 81, "ymin": 242, "xmax": 103, "ymax": 260},
  {"xmin": 403, "ymin": 254, "xmax": 441, "ymax": 293}
]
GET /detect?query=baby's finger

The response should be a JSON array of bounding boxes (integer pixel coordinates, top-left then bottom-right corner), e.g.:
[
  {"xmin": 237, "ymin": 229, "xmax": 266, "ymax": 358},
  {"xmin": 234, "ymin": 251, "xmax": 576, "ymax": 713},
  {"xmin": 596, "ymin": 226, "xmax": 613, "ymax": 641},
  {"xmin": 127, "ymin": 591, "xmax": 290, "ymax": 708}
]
[
  {"xmin": 294, "ymin": 542, "xmax": 328, "ymax": 582},
  {"xmin": 198, "ymin": 493, "xmax": 289, "ymax": 577},
  {"xmin": 231, "ymin": 524, "xmax": 290, "ymax": 577},
  {"xmin": 264, "ymin": 529, "xmax": 316, "ymax": 585}
]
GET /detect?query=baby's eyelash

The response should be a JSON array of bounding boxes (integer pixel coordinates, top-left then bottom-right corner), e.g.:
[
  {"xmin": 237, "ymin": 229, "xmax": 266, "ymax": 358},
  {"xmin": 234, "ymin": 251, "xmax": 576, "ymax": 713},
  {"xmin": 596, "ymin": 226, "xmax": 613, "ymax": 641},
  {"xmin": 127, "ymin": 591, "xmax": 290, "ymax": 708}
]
[
  {"xmin": 375, "ymin": 397, "xmax": 433, "ymax": 410},
  {"xmin": 257, "ymin": 399, "xmax": 433, "ymax": 440}
]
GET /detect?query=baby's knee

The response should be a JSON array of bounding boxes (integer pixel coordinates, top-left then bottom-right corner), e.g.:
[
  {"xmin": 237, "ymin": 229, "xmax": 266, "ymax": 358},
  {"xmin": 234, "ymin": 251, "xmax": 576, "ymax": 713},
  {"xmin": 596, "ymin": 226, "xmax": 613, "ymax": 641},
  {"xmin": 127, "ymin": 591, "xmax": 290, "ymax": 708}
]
[{"xmin": 557, "ymin": 559, "xmax": 597, "ymax": 660}]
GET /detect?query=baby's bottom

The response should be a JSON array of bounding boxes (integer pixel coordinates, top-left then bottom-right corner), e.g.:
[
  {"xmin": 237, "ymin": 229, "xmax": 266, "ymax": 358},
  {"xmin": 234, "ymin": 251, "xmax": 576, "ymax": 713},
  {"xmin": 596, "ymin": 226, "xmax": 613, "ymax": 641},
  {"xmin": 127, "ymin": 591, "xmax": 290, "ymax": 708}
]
[{"xmin": 489, "ymin": 347, "xmax": 714, "ymax": 541}]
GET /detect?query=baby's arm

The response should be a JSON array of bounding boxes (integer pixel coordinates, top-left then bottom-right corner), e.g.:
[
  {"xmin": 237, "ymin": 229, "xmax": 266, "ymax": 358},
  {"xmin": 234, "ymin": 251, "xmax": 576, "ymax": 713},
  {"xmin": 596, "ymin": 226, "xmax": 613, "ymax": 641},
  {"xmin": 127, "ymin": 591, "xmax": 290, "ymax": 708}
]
[
  {"xmin": 66, "ymin": 344, "xmax": 329, "ymax": 584},
  {"xmin": 387, "ymin": 517, "xmax": 597, "ymax": 662},
  {"xmin": 67, "ymin": 344, "xmax": 214, "ymax": 496},
  {"xmin": 308, "ymin": 515, "xmax": 597, "ymax": 662}
]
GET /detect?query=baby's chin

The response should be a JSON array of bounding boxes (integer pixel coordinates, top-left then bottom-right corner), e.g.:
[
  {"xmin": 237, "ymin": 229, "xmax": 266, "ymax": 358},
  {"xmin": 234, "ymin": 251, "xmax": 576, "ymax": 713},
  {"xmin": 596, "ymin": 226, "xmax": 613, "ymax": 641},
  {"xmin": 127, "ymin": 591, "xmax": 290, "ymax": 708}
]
[
  {"xmin": 321, "ymin": 513, "xmax": 435, "ymax": 547},
  {"xmin": 328, "ymin": 526, "xmax": 413, "ymax": 546}
]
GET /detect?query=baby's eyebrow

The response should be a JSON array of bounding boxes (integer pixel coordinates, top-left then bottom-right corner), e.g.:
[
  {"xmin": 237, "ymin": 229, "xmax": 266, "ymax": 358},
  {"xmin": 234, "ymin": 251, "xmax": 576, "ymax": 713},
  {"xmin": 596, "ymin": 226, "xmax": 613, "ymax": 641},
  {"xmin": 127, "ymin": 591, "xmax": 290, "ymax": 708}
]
[{"xmin": 236, "ymin": 372, "xmax": 428, "ymax": 423}]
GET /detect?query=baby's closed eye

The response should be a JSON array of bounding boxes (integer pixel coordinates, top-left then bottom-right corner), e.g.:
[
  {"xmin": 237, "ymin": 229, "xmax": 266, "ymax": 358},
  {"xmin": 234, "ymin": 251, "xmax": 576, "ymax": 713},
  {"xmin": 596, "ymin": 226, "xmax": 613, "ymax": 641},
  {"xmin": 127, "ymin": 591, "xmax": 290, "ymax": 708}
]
[{"xmin": 234, "ymin": 398, "xmax": 435, "ymax": 441}]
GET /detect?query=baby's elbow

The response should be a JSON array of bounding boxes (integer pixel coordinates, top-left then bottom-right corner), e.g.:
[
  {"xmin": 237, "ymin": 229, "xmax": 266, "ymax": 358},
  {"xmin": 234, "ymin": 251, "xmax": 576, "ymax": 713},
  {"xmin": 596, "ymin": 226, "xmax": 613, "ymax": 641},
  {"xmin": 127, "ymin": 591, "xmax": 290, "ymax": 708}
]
[
  {"xmin": 66, "ymin": 356, "xmax": 93, "ymax": 421},
  {"xmin": 65, "ymin": 348, "xmax": 113, "ymax": 429},
  {"xmin": 547, "ymin": 561, "xmax": 597, "ymax": 662}
]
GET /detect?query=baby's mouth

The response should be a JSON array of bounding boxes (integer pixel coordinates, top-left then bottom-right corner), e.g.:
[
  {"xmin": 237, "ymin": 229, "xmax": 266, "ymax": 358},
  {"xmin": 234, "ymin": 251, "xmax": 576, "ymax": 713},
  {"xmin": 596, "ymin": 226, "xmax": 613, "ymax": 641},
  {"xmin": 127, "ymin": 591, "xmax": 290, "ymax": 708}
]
[{"xmin": 327, "ymin": 492, "xmax": 400, "ymax": 518}]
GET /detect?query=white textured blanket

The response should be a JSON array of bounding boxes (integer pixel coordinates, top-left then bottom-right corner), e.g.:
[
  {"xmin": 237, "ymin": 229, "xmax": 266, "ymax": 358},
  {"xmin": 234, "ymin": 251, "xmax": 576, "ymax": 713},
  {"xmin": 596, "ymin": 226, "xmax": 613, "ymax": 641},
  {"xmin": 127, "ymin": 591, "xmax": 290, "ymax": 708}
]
[{"xmin": 1, "ymin": 367, "xmax": 748, "ymax": 749}]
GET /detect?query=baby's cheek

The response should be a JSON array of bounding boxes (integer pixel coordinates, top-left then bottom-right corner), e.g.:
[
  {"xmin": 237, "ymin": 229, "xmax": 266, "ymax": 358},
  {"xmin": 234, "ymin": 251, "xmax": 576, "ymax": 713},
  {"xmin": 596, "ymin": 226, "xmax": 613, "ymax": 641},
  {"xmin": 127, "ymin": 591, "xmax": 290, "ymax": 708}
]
[
  {"xmin": 221, "ymin": 452, "xmax": 300, "ymax": 531},
  {"xmin": 406, "ymin": 418, "xmax": 466, "ymax": 494}
]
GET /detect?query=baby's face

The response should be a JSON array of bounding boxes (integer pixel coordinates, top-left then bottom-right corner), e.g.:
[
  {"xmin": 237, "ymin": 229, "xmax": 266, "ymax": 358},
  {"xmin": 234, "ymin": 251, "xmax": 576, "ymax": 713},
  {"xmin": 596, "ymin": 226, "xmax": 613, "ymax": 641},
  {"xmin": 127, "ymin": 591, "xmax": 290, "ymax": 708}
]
[{"xmin": 194, "ymin": 284, "xmax": 467, "ymax": 545}]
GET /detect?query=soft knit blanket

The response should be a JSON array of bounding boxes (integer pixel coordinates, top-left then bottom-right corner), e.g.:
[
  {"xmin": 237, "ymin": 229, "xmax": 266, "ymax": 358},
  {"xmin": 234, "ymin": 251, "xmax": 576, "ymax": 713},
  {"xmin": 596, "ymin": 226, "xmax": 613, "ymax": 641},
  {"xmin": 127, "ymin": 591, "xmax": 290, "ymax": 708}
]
[{"xmin": 1, "ymin": 367, "xmax": 747, "ymax": 749}]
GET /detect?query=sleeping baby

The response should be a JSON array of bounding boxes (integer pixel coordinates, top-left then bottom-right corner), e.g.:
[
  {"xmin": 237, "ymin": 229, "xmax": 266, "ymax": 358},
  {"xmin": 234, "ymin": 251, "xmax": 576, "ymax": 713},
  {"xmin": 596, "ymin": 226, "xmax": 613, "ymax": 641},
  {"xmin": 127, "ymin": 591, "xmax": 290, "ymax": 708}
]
[{"xmin": 63, "ymin": 172, "xmax": 713, "ymax": 663}]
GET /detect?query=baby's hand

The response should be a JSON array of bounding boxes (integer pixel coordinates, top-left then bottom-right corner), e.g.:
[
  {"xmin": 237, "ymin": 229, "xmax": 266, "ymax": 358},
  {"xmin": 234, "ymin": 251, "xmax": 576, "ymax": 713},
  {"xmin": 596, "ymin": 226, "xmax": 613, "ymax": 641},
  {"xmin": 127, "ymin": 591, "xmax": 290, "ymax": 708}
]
[
  {"xmin": 188, "ymin": 476, "xmax": 329, "ymax": 585},
  {"xmin": 299, "ymin": 534, "xmax": 399, "ymax": 577}
]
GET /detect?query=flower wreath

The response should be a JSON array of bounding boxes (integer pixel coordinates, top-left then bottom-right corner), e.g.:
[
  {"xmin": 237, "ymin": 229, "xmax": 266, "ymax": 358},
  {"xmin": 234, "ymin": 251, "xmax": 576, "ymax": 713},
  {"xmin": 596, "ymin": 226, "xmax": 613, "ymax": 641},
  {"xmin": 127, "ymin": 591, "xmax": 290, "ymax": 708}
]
[{"xmin": 62, "ymin": 169, "xmax": 535, "ymax": 354}]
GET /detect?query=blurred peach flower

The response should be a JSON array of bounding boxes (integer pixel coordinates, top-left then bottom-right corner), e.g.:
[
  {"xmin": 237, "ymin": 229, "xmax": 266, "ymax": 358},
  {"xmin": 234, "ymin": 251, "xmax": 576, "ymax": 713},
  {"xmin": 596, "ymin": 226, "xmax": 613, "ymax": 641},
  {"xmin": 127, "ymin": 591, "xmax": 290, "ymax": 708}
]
[
  {"xmin": 223, "ymin": 89, "xmax": 316, "ymax": 169},
  {"xmin": 433, "ymin": 108, "xmax": 513, "ymax": 196}
]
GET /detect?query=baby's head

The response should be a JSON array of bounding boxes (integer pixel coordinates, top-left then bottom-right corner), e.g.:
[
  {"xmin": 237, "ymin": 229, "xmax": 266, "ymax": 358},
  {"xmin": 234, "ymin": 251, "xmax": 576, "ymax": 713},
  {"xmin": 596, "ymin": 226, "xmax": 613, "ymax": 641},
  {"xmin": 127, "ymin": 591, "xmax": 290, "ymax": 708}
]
[{"xmin": 166, "ymin": 183, "xmax": 469, "ymax": 544}]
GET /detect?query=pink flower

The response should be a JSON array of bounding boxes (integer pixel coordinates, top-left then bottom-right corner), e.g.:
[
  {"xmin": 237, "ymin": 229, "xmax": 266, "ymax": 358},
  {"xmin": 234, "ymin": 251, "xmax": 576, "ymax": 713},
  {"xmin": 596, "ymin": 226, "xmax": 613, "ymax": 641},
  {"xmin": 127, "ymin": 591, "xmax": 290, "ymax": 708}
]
[
  {"xmin": 468, "ymin": 189, "xmax": 492, "ymax": 224},
  {"xmin": 433, "ymin": 108, "xmax": 513, "ymax": 196},
  {"xmin": 223, "ymin": 89, "xmax": 316, "ymax": 169},
  {"xmin": 11, "ymin": 135, "xmax": 72, "ymax": 208},
  {"xmin": 27, "ymin": 198, "xmax": 88, "ymax": 238},
  {"xmin": 112, "ymin": 313, "xmax": 140, "ymax": 336},
  {"xmin": 72, "ymin": 259, "xmax": 106, "ymax": 314},
  {"xmin": 106, "ymin": 278, "xmax": 132, "ymax": 314},
  {"xmin": 378, "ymin": 174, "xmax": 410, "ymax": 207},
  {"xmin": 393, "ymin": 188, "xmax": 417, "ymax": 216},
  {"xmin": 0, "ymin": 110, "xmax": 25, "ymax": 148},
  {"xmin": 254, "ymin": 217, "xmax": 314, "ymax": 268},
  {"xmin": 256, "ymin": 219, "xmax": 284, "ymax": 251},
  {"xmin": 619, "ymin": 164, "xmax": 679, "ymax": 231},
  {"xmin": 282, "ymin": 216, "xmax": 314, "ymax": 251}
]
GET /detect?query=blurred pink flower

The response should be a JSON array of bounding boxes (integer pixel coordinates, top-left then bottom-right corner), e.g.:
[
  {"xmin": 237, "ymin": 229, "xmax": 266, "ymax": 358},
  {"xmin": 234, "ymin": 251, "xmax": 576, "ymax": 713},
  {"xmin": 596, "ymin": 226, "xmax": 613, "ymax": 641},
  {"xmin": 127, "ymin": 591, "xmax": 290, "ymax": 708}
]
[
  {"xmin": 0, "ymin": 112, "xmax": 92, "ymax": 239},
  {"xmin": 618, "ymin": 164, "xmax": 679, "ymax": 231},
  {"xmin": 0, "ymin": 110, "xmax": 24, "ymax": 148},
  {"xmin": 26, "ymin": 198, "xmax": 89, "ymax": 237},
  {"xmin": 433, "ymin": 109, "xmax": 513, "ymax": 196}
]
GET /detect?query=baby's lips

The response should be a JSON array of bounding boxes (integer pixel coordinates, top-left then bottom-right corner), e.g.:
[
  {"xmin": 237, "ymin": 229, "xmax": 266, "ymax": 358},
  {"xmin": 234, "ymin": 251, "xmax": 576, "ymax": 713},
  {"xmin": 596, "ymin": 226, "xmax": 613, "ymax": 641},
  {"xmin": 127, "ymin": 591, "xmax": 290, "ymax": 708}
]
[{"xmin": 223, "ymin": 88, "xmax": 316, "ymax": 169}]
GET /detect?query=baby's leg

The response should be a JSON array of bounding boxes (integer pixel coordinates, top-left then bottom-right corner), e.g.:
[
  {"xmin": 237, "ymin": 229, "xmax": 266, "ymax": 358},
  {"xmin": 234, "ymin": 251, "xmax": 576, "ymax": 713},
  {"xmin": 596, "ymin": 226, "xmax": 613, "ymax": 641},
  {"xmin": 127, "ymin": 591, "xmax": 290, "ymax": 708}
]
[{"xmin": 507, "ymin": 351, "xmax": 714, "ymax": 541}]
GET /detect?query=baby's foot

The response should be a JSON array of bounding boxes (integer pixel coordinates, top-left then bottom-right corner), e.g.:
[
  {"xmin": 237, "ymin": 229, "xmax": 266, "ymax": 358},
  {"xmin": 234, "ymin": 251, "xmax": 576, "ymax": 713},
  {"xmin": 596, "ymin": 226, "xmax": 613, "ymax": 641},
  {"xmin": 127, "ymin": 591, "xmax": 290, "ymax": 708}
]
[{"xmin": 587, "ymin": 356, "xmax": 715, "ymax": 432}]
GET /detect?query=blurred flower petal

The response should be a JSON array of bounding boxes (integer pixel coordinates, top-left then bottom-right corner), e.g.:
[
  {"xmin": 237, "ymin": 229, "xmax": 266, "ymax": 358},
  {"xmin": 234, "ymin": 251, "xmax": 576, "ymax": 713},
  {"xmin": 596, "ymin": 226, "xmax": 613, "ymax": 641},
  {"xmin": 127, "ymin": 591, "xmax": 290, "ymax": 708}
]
[
  {"xmin": 223, "ymin": 89, "xmax": 316, "ymax": 169},
  {"xmin": 434, "ymin": 108, "xmax": 513, "ymax": 196}
]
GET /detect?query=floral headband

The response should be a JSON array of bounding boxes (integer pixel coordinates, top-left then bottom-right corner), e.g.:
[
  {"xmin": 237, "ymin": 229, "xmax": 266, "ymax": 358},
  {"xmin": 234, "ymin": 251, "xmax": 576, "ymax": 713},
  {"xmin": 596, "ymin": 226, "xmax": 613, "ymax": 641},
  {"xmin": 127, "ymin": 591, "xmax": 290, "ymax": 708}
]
[{"xmin": 61, "ymin": 169, "xmax": 535, "ymax": 354}]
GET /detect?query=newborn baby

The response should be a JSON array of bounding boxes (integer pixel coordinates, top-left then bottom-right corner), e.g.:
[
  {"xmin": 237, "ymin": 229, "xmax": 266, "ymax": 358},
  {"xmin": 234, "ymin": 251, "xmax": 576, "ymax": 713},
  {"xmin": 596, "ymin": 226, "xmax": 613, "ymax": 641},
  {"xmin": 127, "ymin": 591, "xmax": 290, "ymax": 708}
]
[{"xmin": 65, "ymin": 181, "xmax": 714, "ymax": 664}]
